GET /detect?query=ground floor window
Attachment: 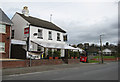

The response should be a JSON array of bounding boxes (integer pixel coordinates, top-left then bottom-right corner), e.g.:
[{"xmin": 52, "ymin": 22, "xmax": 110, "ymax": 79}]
[
  {"xmin": 0, "ymin": 42, "xmax": 5, "ymax": 53},
  {"xmin": 57, "ymin": 49, "xmax": 61, "ymax": 52},
  {"xmin": 48, "ymin": 48, "xmax": 52, "ymax": 51}
]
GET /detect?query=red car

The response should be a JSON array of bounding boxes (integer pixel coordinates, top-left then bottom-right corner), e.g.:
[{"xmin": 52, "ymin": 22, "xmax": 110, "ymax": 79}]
[{"xmin": 80, "ymin": 56, "xmax": 87, "ymax": 62}]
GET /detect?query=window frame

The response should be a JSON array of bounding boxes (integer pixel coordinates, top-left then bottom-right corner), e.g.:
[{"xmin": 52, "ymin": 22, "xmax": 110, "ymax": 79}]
[
  {"xmin": 63, "ymin": 35, "xmax": 67, "ymax": 42},
  {"xmin": 11, "ymin": 30, "xmax": 15, "ymax": 39},
  {"xmin": 0, "ymin": 42, "xmax": 5, "ymax": 53},
  {"xmin": 57, "ymin": 33, "xmax": 61, "ymax": 41},
  {"xmin": 48, "ymin": 31, "xmax": 52, "ymax": 40},
  {"xmin": 0, "ymin": 24, "xmax": 6, "ymax": 33},
  {"xmin": 37, "ymin": 29, "xmax": 43, "ymax": 39}
]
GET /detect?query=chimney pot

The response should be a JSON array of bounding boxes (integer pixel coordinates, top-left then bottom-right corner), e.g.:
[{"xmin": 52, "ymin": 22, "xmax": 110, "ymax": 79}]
[{"xmin": 22, "ymin": 6, "xmax": 29, "ymax": 17}]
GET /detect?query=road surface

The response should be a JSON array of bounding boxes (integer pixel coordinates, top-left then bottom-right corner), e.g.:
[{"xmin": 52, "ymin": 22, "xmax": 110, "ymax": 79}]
[{"xmin": 3, "ymin": 62, "xmax": 118, "ymax": 80}]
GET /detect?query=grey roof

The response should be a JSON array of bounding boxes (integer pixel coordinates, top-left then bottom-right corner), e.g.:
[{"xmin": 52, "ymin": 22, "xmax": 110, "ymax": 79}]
[
  {"xmin": 17, "ymin": 13, "xmax": 66, "ymax": 33},
  {"xmin": 0, "ymin": 8, "xmax": 13, "ymax": 25}
]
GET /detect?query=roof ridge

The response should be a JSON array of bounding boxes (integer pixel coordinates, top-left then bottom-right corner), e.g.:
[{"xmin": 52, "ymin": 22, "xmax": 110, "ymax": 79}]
[
  {"xmin": 0, "ymin": 8, "xmax": 13, "ymax": 25},
  {"xmin": 17, "ymin": 12, "xmax": 66, "ymax": 33},
  {"xmin": 17, "ymin": 12, "xmax": 50, "ymax": 23}
]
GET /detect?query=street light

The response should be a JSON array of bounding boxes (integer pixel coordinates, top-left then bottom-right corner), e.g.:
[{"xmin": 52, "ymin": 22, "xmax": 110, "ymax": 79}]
[{"xmin": 100, "ymin": 34, "xmax": 104, "ymax": 64}]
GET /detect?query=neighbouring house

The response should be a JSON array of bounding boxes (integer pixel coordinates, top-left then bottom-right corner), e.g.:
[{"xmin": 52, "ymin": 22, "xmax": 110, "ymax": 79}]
[
  {"xmin": 102, "ymin": 49, "xmax": 112, "ymax": 56},
  {"xmin": 11, "ymin": 6, "xmax": 78, "ymax": 59},
  {"xmin": 10, "ymin": 39, "xmax": 26, "ymax": 59},
  {"xmin": 73, "ymin": 47, "xmax": 84, "ymax": 54},
  {"xmin": 0, "ymin": 8, "xmax": 13, "ymax": 58}
]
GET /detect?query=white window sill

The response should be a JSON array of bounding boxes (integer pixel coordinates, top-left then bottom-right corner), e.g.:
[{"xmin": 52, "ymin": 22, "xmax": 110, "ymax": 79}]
[
  {"xmin": 0, "ymin": 33, "xmax": 6, "ymax": 34},
  {"xmin": 0, "ymin": 52, "xmax": 6, "ymax": 53}
]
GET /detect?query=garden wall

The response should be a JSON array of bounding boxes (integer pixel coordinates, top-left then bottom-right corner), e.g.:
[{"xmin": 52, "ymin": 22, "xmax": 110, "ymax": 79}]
[
  {"xmin": 63, "ymin": 59, "xmax": 80, "ymax": 64},
  {"xmin": 31, "ymin": 59, "xmax": 64, "ymax": 66},
  {"xmin": 1, "ymin": 60, "xmax": 29, "ymax": 68},
  {"xmin": 91, "ymin": 58, "xmax": 119, "ymax": 62},
  {"xmin": 1, "ymin": 59, "xmax": 81, "ymax": 68},
  {"xmin": 1, "ymin": 59, "xmax": 64, "ymax": 69},
  {"xmin": 68, "ymin": 59, "xmax": 80, "ymax": 64}
]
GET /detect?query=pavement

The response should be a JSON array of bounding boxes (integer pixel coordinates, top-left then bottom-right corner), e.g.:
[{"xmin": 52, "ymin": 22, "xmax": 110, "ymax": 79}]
[
  {"xmin": 2, "ymin": 62, "xmax": 99, "ymax": 76},
  {"xmin": 2, "ymin": 62, "xmax": 118, "ymax": 80}
]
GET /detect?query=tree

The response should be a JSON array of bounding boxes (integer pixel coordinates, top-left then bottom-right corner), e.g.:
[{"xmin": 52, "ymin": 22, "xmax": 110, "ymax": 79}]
[
  {"xmin": 72, "ymin": 44, "xmax": 77, "ymax": 48},
  {"xmin": 84, "ymin": 43, "xmax": 89, "ymax": 48},
  {"xmin": 77, "ymin": 43, "xmax": 83, "ymax": 48},
  {"xmin": 91, "ymin": 44, "xmax": 95, "ymax": 47},
  {"xmin": 106, "ymin": 42, "xmax": 109, "ymax": 46},
  {"xmin": 48, "ymin": 50, "xmax": 53, "ymax": 57}
]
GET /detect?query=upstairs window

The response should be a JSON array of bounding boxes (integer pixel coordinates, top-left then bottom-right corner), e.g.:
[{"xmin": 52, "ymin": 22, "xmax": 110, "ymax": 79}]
[
  {"xmin": 0, "ymin": 42, "xmax": 5, "ymax": 53},
  {"xmin": 0, "ymin": 24, "xmax": 6, "ymax": 33},
  {"xmin": 38, "ymin": 29, "xmax": 43, "ymax": 39},
  {"xmin": 63, "ymin": 35, "xmax": 67, "ymax": 41},
  {"xmin": 11, "ymin": 30, "xmax": 14, "ymax": 39},
  {"xmin": 57, "ymin": 33, "xmax": 61, "ymax": 41},
  {"xmin": 48, "ymin": 31, "xmax": 52, "ymax": 40}
]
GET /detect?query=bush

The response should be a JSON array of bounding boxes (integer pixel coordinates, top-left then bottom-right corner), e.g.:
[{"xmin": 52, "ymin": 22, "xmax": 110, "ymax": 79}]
[
  {"xmin": 48, "ymin": 50, "xmax": 53, "ymax": 57},
  {"xmin": 74, "ymin": 52, "xmax": 79, "ymax": 57},
  {"xmin": 53, "ymin": 50, "xmax": 61, "ymax": 57},
  {"xmin": 57, "ymin": 51, "xmax": 61, "ymax": 57},
  {"xmin": 69, "ymin": 51, "xmax": 74, "ymax": 57}
]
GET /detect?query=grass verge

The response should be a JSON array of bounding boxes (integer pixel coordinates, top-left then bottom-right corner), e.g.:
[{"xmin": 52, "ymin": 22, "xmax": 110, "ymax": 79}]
[
  {"xmin": 93, "ymin": 56, "xmax": 116, "ymax": 59},
  {"xmin": 88, "ymin": 59, "xmax": 99, "ymax": 63}
]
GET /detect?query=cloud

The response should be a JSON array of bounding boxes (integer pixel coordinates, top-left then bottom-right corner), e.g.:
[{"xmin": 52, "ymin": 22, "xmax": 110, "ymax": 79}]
[{"xmin": 0, "ymin": 1, "xmax": 118, "ymax": 45}]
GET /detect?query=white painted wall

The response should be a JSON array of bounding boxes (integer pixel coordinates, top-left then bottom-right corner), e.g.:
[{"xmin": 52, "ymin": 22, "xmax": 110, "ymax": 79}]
[
  {"xmin": 29, "ymin": 25, "xmax": 66, "ymax": 57},
  {"xmin": 29, "ymin": 25, "xmax": 66, "ymax": 44},
  {"xmin": 11, "ymin": 13, "xmax": 30, "ymax": 41},
  {"xmin": 61, "ymin": 49, "xmax": 64, "ymax": 57}
]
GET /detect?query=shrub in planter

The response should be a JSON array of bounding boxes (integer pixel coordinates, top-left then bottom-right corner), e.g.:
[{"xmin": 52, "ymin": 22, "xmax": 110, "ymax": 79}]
[
  {"xmin": 69, "ymin": 51, "xmax": 74, "ymax": 59},
  {"xmin": 55, "ymin": 57, "xmax": 58, "ymax": 59},
  {"xmin": 57, "ymin": 51, "xmax": 61, "ymax": 58},
  {"xmin": 68, "ymin": 50, "xmax": 71, "ymax": 58},
  {"xmin": 48, "ymin": 50, "xmax": 53, "ymax": 59},
  {"xmin": 53, "ymin": 50, "xmax": 61, "ymax": 59},
  {"xmin": 74, "ymin": 52, "xmax": 79, "ymax": 59},
  {"xmin": 49, "ymin": 57, "xmax": 53, "ymax": 59},
  {"xmin": 75, "ymin": 57, "xmax": 77, "ymax": 59}
]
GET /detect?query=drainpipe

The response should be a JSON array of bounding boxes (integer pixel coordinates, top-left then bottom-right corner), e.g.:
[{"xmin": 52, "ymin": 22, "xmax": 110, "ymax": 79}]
[{"xmin": 9, "ymin": 25, "xmax": 12, "ymax": 59}]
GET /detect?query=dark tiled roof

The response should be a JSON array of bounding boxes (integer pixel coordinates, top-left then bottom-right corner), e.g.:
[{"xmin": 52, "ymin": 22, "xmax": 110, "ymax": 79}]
[
  {"xmin": 17, "ymin": 13, "xmax": 66, "ymax": 33},
  {"xmin": 0, "ymin": 8, "xmax": 13, "ymax": 25}
]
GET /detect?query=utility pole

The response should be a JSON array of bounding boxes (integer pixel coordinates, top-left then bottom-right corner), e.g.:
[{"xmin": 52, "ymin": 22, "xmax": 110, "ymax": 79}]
[
  {"xmin": 84, "ymin": 43, "xmax": 89, "ymax": 63},
  {"xmin": 26, "ymin": 24, "xmax": 31, "ymax": 67},
  {"xmin": 100, "ymin": 34, "xmax": 104, "ymax": 64}
]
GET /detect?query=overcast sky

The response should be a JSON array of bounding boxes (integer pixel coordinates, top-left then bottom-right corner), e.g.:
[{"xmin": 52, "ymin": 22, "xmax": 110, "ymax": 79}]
[{"xmin": 0, "ymin": 0, "xmax": 119, "ymax": 45}]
